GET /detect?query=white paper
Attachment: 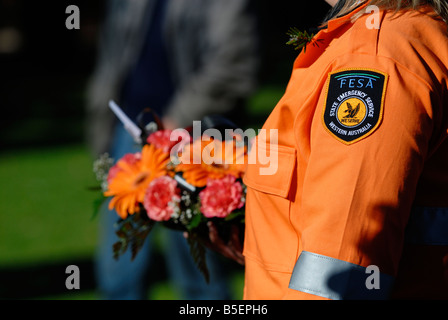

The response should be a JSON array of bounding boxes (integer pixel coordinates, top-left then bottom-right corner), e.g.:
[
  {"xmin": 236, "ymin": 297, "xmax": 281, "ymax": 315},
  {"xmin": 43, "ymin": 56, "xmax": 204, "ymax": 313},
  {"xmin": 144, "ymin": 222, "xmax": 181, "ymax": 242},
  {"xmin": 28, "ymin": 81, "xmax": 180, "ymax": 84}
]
[{"xmin": 108, "ymin": 100, "xmax": 142, "ymax": 144}]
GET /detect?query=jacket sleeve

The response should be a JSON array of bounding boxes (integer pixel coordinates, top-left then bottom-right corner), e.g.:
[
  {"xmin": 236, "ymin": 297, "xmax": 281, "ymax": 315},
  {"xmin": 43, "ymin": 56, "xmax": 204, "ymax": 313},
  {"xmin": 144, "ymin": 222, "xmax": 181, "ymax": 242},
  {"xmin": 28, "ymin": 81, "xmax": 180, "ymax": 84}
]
[{"xmin": 285, "ymin": 54, "xmax": 440, "ymax": 300}]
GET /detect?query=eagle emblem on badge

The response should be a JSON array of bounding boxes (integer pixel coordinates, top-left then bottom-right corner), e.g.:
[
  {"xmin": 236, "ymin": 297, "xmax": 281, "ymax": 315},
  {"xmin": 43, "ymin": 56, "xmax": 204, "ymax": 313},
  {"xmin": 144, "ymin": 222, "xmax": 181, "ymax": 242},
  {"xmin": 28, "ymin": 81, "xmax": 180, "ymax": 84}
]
[{"xmin": 344, "ymin": 102, "xmax": 360, "ymax": 118}]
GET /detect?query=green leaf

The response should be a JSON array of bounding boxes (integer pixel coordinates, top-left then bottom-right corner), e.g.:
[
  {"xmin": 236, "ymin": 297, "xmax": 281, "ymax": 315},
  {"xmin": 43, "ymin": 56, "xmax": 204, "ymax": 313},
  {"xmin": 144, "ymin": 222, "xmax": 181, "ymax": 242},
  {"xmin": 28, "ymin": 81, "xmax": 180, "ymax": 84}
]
[
  {"xmin": 111, "ymin": 213, "xmax": 156, "ymax": 261},
  {"xmin": 224, "ymin": 210, "xmax": 244, "ymax": 222},
  {"xmin": 186, "ymin": 233, "xmax": 209, "ymax": 283},
  {"xmin": 130, "ymin": 221, "xmax": 154, "ymax": 260},
  {"xmin": 188, "ymin": 213, "xmax": 203, "ymax": 231},
  {"xmin": 122, "ymin": 221, "xmax": 133, "ymax": 232},
  {"xmin": 115, "ymin": 230, "xmax": 127, "ymax": 239},
  {"xmin": 91, "ymin": 195, "xmax": 106, "ymax": 221},
  {"xmin": 286, "ymin": 27, "xmax": 322, "ymax": 53},
  {"xmin": 113, "ymin": 240, "xmax": 127, "ymax": 260}
]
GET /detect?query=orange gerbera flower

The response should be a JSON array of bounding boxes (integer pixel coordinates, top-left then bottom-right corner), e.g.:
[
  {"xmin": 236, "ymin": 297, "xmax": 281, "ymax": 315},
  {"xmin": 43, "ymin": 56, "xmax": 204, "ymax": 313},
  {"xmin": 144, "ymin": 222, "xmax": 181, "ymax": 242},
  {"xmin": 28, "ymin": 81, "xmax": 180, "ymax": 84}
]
[
  {"xmin": 104, "ymin": 144, "xmax": 170, "ymax": 219},
  {"xmin": 176, "ymin": 137, "xmax": 247, "ymax": 187}
]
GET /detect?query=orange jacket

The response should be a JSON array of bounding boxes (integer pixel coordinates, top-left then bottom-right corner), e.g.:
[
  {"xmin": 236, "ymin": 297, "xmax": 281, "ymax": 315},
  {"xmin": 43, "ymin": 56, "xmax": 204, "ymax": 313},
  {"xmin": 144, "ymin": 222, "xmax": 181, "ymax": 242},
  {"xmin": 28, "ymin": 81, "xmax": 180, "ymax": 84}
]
[{"xmin": 243, "ymin": 3, "xmax": 448, "ymax": 300}]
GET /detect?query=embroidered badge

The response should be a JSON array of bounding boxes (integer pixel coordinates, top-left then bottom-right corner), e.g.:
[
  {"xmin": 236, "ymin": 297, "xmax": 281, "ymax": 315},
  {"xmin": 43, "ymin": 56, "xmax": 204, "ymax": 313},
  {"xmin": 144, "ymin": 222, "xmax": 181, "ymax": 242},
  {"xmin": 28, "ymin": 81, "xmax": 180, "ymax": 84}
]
[{"xmin": 322, "ymin": 69, "xmax": 388, "ymax": 145}]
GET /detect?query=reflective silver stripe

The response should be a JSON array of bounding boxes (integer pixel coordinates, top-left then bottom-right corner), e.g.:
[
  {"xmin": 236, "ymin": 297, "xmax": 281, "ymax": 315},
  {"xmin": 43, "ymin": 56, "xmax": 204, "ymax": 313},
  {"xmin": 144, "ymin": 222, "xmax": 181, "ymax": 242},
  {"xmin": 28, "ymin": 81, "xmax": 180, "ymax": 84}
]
[
  {"xmin": 289, "ymin": 251, "xmax": 395, "ymax": 300},
  {"xmin": 405, "ymin": 206, "xmax": 448, "ymax": 245}
]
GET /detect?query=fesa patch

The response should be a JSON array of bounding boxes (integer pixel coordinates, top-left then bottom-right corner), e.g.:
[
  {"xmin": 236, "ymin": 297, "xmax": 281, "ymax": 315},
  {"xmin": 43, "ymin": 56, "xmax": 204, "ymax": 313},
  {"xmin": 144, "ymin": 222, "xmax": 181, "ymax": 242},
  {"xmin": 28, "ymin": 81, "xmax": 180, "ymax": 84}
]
[{"xmin": 322, "ymin": 69, "xmax": 388, "ymax": 145}]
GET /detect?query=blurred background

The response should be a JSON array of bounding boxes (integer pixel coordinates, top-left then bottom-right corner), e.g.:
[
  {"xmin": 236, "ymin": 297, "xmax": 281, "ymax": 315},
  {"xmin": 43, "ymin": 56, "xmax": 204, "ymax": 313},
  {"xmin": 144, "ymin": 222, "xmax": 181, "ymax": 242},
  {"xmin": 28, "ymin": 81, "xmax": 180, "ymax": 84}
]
[{"xmin": 0, "ymin": 0, "xmax": 329, "ymax": 299}]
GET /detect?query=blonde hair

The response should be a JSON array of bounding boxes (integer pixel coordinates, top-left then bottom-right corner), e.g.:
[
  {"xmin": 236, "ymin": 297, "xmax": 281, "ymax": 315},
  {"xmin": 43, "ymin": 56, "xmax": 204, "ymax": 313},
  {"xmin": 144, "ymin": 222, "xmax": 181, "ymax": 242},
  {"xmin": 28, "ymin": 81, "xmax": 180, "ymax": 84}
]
[{"xmin": 328, "ymin": 0, "xmax": 448, "ymax": 24}]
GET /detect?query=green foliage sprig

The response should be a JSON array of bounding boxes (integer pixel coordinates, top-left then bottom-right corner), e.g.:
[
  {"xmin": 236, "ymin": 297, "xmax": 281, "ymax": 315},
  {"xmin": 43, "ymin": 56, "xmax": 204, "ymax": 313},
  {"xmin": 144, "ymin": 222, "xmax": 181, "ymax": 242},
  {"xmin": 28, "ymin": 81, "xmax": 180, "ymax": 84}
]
[
  {"xmin": 286, "ymin": 27, "xmax": 323, "ymax": 52},
  {"xmin": 113, "ymin": 209, "xmax": 155, "ymax": 261}
]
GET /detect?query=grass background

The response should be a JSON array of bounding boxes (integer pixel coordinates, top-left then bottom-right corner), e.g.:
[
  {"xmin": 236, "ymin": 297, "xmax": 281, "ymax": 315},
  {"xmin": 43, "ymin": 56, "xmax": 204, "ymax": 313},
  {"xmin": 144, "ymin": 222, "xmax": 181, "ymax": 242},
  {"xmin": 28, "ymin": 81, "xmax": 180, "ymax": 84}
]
[{"xmin": 0, "ymin": 145, "xmax": 99, "ymax": 267}]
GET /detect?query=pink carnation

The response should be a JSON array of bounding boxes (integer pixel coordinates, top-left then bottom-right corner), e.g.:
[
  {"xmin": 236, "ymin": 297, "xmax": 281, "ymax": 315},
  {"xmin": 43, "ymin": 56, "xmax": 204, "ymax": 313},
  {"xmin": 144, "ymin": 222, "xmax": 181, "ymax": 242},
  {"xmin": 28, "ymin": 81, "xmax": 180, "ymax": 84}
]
[
  {"xmin": 199, "ymin": 175, "xmax": 244, "ymax": 218},
  {"xmin": 147, "ymin": 129, "xmax": 191, "ymax": 153},
  {"xmin": 107, "ymin": 152, "xmax": 141, "ymax": 184},
  {"xmin": 144, "ymin": 176, "xmax": 180, "ymax": 221}
]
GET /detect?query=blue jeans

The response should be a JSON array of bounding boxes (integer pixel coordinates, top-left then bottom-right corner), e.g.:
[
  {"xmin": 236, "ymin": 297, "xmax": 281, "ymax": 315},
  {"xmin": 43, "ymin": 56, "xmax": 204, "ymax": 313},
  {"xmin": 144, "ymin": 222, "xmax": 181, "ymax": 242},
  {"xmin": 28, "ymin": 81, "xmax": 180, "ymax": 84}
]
[{"xmin": 94, "ymin": 125, "xmax": 233, "ymax": 300}]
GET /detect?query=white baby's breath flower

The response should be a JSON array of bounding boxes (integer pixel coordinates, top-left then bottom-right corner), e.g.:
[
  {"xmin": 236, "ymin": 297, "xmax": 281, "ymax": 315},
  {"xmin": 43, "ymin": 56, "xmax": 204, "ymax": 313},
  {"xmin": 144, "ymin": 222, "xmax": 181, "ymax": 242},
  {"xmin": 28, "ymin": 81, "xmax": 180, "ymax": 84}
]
[
  {"xmin": 93, "ymin": 153, "xmax": 114, "ymax": 191},
  {"xmin": 145, "ymin": 121, "xmax": 158, "ymax": 134},
  {"xmin": 169, "ymin": 195, "xmax": 181, "ymax": 220}
]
